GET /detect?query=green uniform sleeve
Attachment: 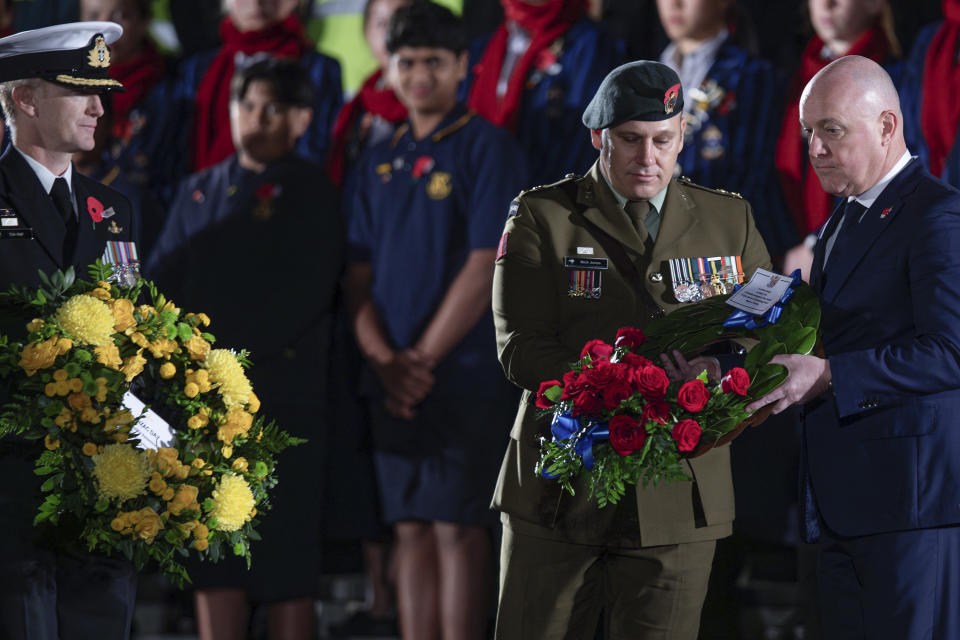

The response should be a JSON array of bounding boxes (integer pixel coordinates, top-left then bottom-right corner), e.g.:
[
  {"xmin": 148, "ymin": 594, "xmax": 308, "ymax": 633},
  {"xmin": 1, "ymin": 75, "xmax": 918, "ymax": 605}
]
[{"xmin": 492, "ymin": 197, "xmax": 579, "ymax": 391}]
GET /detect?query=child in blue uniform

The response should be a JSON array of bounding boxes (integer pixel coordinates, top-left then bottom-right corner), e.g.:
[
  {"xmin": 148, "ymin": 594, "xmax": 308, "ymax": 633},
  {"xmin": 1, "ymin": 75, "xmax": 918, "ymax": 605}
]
[
  {"xmin": 463, "ymin": 0, "xmax": 625, "ymax": 187},
  {"xmin": 656, "ymin": 0, "xmax": 797, "ymax": 259},
  {"xmin": 345, "ymin": 4, "xmax": 527, "ymax": 638}
]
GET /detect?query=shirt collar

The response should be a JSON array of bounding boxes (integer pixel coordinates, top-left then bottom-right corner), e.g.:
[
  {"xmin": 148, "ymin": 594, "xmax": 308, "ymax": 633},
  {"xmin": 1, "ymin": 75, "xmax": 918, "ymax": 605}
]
[
  {"xmin": 850, "ymin": 149, "xmax": 913, "ymax": 209},
  {"xmin": 601, "ymin": 170, "xmax": 668, "ymax": 213},
  {"xmin": 15, "ymin": 146, "xmax": 73, "ymax": 196}
]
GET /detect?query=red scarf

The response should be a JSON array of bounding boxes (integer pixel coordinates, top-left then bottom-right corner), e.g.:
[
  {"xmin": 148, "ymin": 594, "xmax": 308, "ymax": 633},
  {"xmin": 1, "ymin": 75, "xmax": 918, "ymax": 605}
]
[
  {"xmin": 774, "ymin": 26, "xmax": 891, "ymax": 234},
  {"xmin": 328, "ymin": 69, "xmax": 407, "ymax": 187},
  {"xmin": 921, "ymin": 0, "xmax": 960, "ymax": 178},
  {"xmin": 108, "ymin": 41, "xmax": 165, "ymax": 140},
  {"xmin": 467, "ymin": 0, "xmax": 586, "ymax": 131},
  {"xmin": 191, "ymin": 15, "xmax": 308, "ymax": 172}
]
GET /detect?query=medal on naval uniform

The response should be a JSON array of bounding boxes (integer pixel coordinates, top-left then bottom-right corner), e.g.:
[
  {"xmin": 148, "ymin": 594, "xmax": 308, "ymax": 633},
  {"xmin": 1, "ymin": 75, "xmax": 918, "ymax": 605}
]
[
  {"xmin": 102, "ymin": 240, "xmax": 141, "ymax": 286},
  {"xmin": 668, "ymin": 256, "xmax": 744, "ymax": 302},
  {"xmin": 564, "ymin": 256, "xmax": 607, "ymax": 299}
]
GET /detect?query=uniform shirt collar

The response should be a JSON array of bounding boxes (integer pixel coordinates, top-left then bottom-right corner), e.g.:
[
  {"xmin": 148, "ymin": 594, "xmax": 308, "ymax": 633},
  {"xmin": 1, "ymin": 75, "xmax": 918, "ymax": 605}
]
[
  {"xmin": 15, "ymin": 145, "xmax": 73, "ymax": 196},
  {"xmin": 849, "ymin": 149, "xmax": 913, "ymax": 209},
  {"xmin": 660, "ymin": 28, "xmax": 729, "ymax": 110},
  {"xmin": 601, "ymin": 169, "xmax": 667, "ymax": 213}
]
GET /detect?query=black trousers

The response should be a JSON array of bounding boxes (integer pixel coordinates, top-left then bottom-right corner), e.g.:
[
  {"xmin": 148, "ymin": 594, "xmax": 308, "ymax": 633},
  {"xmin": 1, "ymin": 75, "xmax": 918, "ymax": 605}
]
[{"xmin": 0, "ymin": 451, "xmax": 136, "ymax": 640}]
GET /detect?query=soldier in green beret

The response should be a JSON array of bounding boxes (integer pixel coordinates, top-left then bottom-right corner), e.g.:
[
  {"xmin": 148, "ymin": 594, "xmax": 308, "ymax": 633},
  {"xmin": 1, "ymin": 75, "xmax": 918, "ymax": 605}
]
[{"xmin": 491, "ymin": 60, "xmax": 771, "ymax": 639}]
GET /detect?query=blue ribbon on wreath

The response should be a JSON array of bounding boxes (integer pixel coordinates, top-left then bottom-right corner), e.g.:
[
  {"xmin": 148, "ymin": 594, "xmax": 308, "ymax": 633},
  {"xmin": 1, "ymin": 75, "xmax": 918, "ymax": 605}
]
[
  {"xmin": 541, "ymin": 412, "xmax": 609, "ymax": 478},
  {"xmin": 722, "ymin": 269, "xmax": 803, "ymax": 330}
]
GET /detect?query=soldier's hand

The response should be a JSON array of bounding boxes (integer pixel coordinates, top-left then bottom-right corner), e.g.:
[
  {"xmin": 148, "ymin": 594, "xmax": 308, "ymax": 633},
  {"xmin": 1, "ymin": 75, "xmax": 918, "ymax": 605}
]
[
  {"xmin": 659, "ymin": 350, "xmax": 721, "ymax": 383},
  {"xmin": 745, "ymin": 354, "xmax": 831, "ymax": 415}
]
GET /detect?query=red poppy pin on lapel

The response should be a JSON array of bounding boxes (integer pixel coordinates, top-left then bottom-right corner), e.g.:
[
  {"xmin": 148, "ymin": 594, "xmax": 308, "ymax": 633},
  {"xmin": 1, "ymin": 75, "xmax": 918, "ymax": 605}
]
[
  {"xmin": 880, "ymin": 207, "xmax": 891, "ymax": 219},
  {"xmin": 86, "ymin": 196, "xmax": 104, "ymax": 223}
]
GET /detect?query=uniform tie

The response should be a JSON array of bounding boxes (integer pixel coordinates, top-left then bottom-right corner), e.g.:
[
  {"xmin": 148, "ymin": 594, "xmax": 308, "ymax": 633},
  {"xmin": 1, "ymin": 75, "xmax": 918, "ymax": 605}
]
[
  {"xmin": 50, "ymin": 177, "xmax": 77, "ymax": 264},
  {"xmin": 625, "ymin": 200, "xmax": 660, "ymax": 243}
]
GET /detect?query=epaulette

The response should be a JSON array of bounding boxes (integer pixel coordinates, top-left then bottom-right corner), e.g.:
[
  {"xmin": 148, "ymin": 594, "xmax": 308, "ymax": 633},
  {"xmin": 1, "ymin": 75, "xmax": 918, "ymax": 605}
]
[
  {"xmin": 509, "ymin": 174, "xmax": 582, "ymax": 216},
  {"xmin": 518, "ymin": 173, "xmax": 581, "ymax": 198},
  {"xmin": 677, "ymin": 175, "xmax": 742, "ymax": 199}
]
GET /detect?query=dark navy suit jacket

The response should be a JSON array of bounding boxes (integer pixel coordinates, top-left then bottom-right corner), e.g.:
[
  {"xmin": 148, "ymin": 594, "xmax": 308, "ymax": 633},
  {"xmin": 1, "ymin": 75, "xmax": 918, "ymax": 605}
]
[{"xmin": 803, "ymin": 159, "xmax": 960, "ymax": 541}]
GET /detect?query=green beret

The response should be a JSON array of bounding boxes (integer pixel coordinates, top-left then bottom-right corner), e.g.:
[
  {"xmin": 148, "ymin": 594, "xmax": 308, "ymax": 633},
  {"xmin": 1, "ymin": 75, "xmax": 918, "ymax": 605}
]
[{"xmin": 582, "ymin": 60, "xmax": 683, "ymax": 129}]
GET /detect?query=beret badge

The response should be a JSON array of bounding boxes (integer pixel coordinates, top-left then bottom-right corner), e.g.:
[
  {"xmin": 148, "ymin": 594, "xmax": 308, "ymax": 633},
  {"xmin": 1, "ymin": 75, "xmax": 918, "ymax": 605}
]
[{"xmin": 663, "ymin": 83, "xmax": 681, "ymax": 115}]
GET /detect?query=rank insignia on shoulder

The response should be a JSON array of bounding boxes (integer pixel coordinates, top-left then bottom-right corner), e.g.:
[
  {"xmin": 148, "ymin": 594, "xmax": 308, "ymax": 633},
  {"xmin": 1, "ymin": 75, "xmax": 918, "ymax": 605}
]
[
  {"xmin": 497, "ymin": 232, "xmax": 508, "ymax": 260},
  {"xmin": 668, "ymin": 256, "xmax": 743, "ymax": 302},
  {"xmin": 508, "ymin": 200, "xmax": 520, "ymax": 217}
]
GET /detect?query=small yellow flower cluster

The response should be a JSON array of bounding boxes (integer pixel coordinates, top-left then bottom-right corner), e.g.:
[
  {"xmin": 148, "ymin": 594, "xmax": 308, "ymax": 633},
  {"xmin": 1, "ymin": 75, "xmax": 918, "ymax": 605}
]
[
  {"xmin": 159, "ymin": 362, "xmax": 176, "ymax": 379},
  {"xmin": 110, "ymin": 506, "xmax": 164, "ymax": 543},
  {"xmin": 175, "ymin": 519, "xmax": 211, "ymax": 550},
  {"xmin": 217, "ymin": 409, "xmax": 254, "ymax": 445},
  {"xmin": 183, "ymin": 369, "xmax": 212, "ymax": 399},
  {"xmin": 209, "ymin": 474, "xmax": 256, "ymax": 532},
  {"xmin": 19, "ymin": 336, "xmax": 71, "ymax": 376},
  {"xmin": 187, "ymin": 408, "xmax": 210, "ymax": 430},
  {"xmin": 25, "ymin": 318, "xmax": 45, "ymax": 332},
  {"xmin": 56, "ymin": 294, "xmax": 115, "ymax": 347},
  {"xmin": 148, "ymin": 447, "xmax": 190, "ymax": 481},
  {"xmin": 92, "ymin": 444, "xmax": 151, "ymax": 502},
  {"xmin": 43, "ymin": 369, "xmax": 83, "ymax": 397},
  {"xmin": 204, "ymin": 350, "xmax": 252, "ymax": 410},
  {"xmin": 191, "ymin": 457, "xmax": 213, "ymax": 476}
]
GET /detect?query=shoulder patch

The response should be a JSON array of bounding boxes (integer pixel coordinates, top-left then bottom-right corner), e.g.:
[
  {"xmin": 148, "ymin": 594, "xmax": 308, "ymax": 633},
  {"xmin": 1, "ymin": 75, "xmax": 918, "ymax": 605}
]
[
  {"xmin": 676, "ymin": 176, "xmax": 742, "ymax": 199},
  {"xmin": 508, "ymin": 199, "xmax": 520, "ymax": 217}
]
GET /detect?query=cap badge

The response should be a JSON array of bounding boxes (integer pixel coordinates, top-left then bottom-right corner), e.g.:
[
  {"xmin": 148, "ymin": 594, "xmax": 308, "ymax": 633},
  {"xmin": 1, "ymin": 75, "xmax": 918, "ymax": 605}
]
[
  {"xmin": 87, "ymin": 35, "xmax": 110, "ymax": 69},
  {"xmin": 663, "ymin": 83, "xmax": 681, "ymax": 114}
]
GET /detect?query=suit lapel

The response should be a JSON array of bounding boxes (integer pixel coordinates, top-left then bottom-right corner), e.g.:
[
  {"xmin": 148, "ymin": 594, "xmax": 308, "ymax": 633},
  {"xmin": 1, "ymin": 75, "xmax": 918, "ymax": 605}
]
[
  {"xmin": 0, "ymin": 149, "xmax": 65, "ymax": 268},
  {"xmin": 650, "ymin": 180, "xmax": 698, "ymax": 266},
  {"xmin": 578, "ymin": 163, "xmax": 646, "ymax": 255},
  {"xmin": 820, "ymin": 160, "xmax": 923, "ymax": 301}
]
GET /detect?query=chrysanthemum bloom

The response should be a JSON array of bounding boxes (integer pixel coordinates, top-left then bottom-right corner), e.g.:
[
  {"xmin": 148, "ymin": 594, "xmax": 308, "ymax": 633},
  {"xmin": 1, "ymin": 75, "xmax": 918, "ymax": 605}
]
[
  {"xmin": 204, "ymin": 350, "xmax": 252, "ymax": 410},
  {"xmin": 92, "ymin": 444, "xmax": 151, "ymax": 502},
  {"xmin": 209, "ymin": 474, "xmax": 255, "ymax": 531},
  {"xmin": 56, "ymin": 294, "xmax": 115, "ymax": 347}
]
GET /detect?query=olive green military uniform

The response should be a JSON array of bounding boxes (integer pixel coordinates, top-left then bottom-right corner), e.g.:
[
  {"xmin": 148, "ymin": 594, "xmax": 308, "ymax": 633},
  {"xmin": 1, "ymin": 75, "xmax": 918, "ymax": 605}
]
[{"xmin": 491, "ymin": 162, "xmax": 772, "ymax": 639}]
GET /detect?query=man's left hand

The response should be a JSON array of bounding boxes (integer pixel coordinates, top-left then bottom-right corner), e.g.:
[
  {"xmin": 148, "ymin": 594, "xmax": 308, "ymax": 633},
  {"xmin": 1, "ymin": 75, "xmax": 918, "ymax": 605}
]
[
  {"xmin": 745, "ymin": 354, "xmax": 831, "ymax": 414},
  {"xmin": 659, "ymin": 350, "xmax": 721, "ymax": 383}
]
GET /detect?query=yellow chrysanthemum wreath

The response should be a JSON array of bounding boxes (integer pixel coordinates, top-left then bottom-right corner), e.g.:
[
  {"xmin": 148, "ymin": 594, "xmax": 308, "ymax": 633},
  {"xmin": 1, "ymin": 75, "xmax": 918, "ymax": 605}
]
[{"xmin": 0, "ymin": 264, "xmax": 303, "ymax": 586}]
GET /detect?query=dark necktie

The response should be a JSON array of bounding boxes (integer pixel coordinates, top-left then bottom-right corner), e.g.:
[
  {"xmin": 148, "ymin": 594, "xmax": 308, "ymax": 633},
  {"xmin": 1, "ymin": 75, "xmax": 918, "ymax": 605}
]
[
  {"xmin": 625, "ymin": 200, "xmax": 659, "ymax": 249},
  {"xmin": 50, "ymin": 177, "xmax": 77, "ymax": 265},
  {"xmin": 826, "ymin": 199, "xmax": 867, "ymax": 270}
]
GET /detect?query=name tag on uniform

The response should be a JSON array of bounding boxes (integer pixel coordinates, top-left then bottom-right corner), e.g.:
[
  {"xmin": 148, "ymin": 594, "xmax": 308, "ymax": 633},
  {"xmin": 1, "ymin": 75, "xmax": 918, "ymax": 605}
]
[
  {"xmin": 563, "ymin": 257, "xmax": 608, "ymax": 269},
  {"xmin": 668, "ymin": 256, "xmax": 744, "ymax": 303},
  {"xmin": 0, "ymin": 208, "xmax": 32, "ymax": 239}
]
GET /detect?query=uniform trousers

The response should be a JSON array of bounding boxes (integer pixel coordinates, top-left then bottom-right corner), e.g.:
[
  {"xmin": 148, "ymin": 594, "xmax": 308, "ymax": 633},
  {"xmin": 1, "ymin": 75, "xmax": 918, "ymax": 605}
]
[
  {"xmin": 495, "ymin": 514, "xmax": 715, "ymax": 640},
  {"xmin": 0, "ymin": 451, "xmax": 136, "ymax": 640},
  {"xmin": 818, "ymin": 524, "xmax": 960, "ymax": 640}
]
